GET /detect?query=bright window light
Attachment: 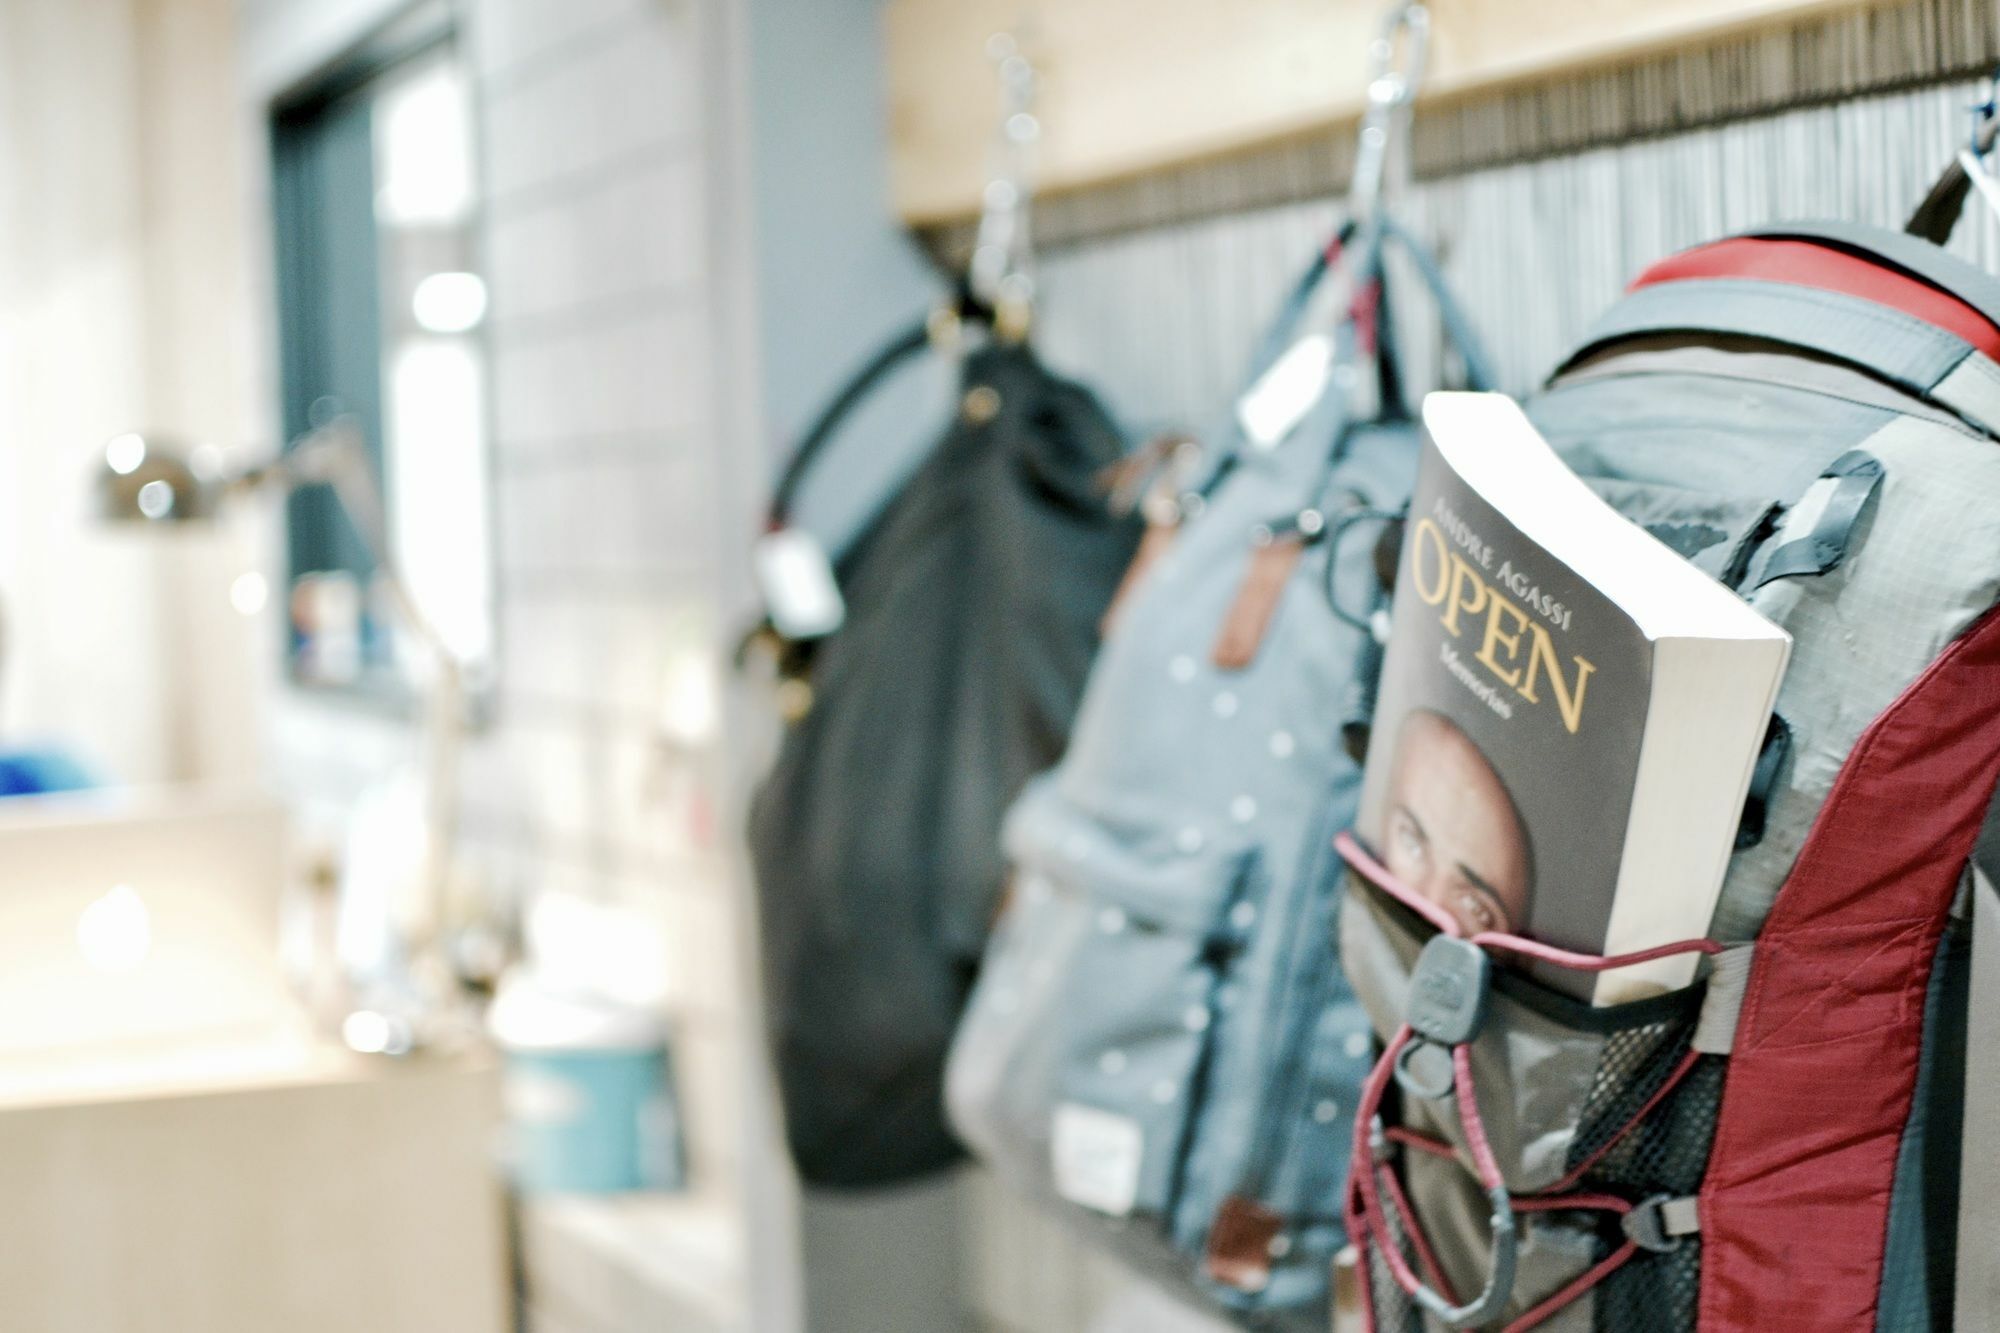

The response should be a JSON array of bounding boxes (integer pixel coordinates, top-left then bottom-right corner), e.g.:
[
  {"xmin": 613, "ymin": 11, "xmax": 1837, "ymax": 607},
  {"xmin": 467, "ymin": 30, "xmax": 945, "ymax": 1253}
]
[
  {"xmin": 387, "ymin": 339, "xmax": 493, "ymax": 668},
  {"xmin": 412, "ymin": 271, "xmax": 488, "ymax": 333},
  {"xmin": 373, "ymin": 62, "xmax": 473, "ymax": 226}
]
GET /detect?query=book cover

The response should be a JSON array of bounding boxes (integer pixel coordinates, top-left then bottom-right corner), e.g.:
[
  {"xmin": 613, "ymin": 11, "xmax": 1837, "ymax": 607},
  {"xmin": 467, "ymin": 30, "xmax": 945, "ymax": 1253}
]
[{"xmin": 1355, "ymin": 394, "xmax": 1789, "ymax": 1005}]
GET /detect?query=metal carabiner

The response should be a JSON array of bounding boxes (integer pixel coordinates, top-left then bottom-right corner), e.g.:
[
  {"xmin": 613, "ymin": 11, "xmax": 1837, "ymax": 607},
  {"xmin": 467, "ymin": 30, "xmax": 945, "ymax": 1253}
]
[
  {"xmin": 1347, "ymin": 2, "xmax": 1431, "ymax": 224},
  {"xmin": 969, "ymin": 30, "xmax": 1039, "ymax": 342}
]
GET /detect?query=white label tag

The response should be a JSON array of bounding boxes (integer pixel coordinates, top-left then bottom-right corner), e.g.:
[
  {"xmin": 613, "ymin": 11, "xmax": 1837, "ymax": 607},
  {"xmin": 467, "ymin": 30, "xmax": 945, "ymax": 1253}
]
[
  {"xmin": 753, "ymin": 528, "xmax": 845, "ymax": 640},
  {"xmin": 1051, "ymin": 1102, "xmax": 1145, "ymax": 1216},
  {"xmin": 1236, "ymin": 334, "xmax": 1333, "ymax": 450}
]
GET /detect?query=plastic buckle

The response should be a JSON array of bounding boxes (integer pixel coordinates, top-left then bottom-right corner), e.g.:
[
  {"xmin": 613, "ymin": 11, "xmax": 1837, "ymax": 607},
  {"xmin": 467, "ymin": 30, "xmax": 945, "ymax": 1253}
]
[
  {"xmin": 1407, "ymin": 935, "xmax": 1490, "ymax": 1045},
  {"xmin": 1622, "ymin": 1194, "xmax": 1684, "ymax": 1254}
]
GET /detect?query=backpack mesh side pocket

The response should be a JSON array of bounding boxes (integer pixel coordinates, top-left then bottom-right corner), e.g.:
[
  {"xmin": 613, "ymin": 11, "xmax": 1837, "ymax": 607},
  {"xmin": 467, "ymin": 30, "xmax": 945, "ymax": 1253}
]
[{"xmin": 1341, "ymin": 879, "xmax": 1717, "ymax": 1330}]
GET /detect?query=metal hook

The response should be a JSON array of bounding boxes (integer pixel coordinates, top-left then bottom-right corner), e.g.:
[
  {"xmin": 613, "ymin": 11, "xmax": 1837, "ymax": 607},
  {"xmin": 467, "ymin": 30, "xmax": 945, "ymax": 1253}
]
[
  {"xmin": 1348, "ymin": 2, "xmax": 1431, "ymax": 225},
  {"xmin": 970, "ymin": 30, "xmax": 1038, "ymax": 341}
]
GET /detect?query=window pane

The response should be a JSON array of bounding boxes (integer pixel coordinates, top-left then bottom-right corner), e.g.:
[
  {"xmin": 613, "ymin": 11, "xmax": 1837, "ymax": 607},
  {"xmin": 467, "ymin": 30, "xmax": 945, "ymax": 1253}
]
[{"xmin": 271, "ymin": 33, "xmax": 494, "ymax": 698}]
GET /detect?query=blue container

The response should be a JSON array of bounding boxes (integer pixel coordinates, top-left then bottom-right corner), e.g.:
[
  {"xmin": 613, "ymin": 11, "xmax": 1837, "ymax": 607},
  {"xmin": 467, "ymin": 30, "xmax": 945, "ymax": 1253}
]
[{"xmin": 488, "ymin": 976, "xmax": 686, "ymax": 1194}]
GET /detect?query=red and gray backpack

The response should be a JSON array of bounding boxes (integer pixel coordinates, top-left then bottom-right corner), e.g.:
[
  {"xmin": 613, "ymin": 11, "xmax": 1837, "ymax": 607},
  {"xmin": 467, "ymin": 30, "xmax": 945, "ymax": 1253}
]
[{"xmin": 1339, "ymin": 175, "xmax": 2000, "ymax": 1329}]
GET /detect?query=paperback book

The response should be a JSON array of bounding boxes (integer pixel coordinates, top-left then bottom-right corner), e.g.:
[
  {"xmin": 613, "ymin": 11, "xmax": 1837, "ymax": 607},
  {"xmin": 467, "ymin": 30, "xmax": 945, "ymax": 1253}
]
[{"xmin": 1356, "ymin": 393, "xmax": 1791, "ymax": 1005}]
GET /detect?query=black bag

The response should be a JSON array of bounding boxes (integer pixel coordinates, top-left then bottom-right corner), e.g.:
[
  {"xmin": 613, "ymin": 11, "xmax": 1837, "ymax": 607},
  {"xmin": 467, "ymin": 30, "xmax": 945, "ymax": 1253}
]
[{"xmin": 747, "ymin": 310, "xmax": 1143, "ymax": 1187}]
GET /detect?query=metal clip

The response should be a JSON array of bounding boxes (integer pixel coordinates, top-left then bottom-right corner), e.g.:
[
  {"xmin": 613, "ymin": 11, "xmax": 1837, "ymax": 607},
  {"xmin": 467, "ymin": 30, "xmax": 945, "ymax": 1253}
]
[
  {"xmin": 969, "ymin": 31, "xmax": 1039, "ymax": 342},
  {"xmin": 1347, "ymin": 3, "xmax": 1430, "ymax": 224}
]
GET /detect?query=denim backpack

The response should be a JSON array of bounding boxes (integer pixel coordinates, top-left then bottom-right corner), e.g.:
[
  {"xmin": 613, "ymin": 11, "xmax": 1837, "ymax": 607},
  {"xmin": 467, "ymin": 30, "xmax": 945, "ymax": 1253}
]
[
  {"xmin": 1340, "ymin": 203, "xmax": 2000, "ymax": 1330},
  {"xmin": 946, "ymin": 217, "xmax": 1491, "ymax": 1328},
  {"xmin": 746, "ymin": 306, "xmax": 1141, "ymax": 1188}
]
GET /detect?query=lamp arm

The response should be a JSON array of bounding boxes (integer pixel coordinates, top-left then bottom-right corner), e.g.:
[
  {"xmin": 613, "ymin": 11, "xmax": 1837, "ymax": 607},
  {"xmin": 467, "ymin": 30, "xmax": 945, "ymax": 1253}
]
[{"xmin": 257, "ymin": 421, "xmax": 466, "ymax": 981}]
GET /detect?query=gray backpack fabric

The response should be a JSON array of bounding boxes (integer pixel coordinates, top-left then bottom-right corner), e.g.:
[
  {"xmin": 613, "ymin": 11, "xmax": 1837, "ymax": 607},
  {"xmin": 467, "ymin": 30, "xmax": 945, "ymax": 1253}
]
[
  {"xmin": 1340, "ymin": 215, "xmax": 2000, "ymax": 1331},
  {"xmin": 946, "ymin": 219, "xmax": 1491, "ymax": 1328}
]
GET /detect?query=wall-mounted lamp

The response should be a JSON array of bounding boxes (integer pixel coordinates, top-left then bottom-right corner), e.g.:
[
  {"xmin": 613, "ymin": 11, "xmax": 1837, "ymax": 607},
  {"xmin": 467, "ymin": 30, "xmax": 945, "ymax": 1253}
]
[
  {"xmin": 98, "ymin": 431, "xmax": 225, "ymax": 523},
  {"xmin": 93, "ymin": 420, "xmax": 467, "ymax": 1056}
]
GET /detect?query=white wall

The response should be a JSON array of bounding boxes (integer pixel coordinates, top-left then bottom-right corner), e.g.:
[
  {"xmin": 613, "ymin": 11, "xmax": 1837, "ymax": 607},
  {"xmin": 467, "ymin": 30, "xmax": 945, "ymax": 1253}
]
[{"xmin": 0, "ymin": 0, "xmax": 259, "ymax": 788}]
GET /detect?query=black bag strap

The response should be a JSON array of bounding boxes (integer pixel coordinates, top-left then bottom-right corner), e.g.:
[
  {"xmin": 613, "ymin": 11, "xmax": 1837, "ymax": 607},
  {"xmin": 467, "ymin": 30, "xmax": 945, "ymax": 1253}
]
[
  {"xmin": 1376, "ymin": 213, "xmax": 1497, "ymax": 396},
  {"xmin": 1906, "ymin": 116, "xmax": 2000, "ymax": 248},
  {"xmin": 765, "ymin": 316, "xmax": 940, "ymax": 530}
]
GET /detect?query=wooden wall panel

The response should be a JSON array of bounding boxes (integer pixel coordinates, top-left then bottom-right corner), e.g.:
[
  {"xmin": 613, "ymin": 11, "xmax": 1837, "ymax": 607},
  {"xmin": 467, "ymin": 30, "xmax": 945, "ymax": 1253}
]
[{"xmin": 885, "ymin": 0, "xmax": 1886, "ymax": 222}]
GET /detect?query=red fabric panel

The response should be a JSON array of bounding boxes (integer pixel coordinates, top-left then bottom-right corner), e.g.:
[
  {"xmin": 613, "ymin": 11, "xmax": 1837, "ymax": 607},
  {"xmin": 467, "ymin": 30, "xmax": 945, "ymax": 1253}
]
[
  {"xmin": 1700, "ymin": 607, "xmax": 2000, "ymax": 1329},
  {"xmin": 1634, "ymin": 237, "xmax": 2000, "ymax": 363}
]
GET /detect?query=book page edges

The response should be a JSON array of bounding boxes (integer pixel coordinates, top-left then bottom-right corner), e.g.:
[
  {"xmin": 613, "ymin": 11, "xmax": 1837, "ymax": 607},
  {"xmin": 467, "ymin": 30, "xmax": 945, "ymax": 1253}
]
[{"xmin": 1593, "ymin": 631, "xmax": 1792, "ymax": 1006}]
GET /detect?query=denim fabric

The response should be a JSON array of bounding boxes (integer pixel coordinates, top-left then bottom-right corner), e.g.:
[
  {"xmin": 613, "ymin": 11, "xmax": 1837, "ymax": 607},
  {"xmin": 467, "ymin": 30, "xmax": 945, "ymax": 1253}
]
[{"xmin": 948, "ymin": 377, "xmax": 1415, "ymax": 1327}]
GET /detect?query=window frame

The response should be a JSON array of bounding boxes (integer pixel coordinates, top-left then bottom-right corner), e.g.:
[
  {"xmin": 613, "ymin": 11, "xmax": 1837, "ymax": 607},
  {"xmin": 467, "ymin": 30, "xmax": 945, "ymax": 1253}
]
[{"xmin": 263, "ymin": 2, "xmax": 497, "ymax": 718}]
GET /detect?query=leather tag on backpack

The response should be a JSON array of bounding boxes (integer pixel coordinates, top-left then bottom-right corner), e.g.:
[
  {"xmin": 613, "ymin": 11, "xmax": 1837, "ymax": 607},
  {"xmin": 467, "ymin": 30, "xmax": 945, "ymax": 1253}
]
[
  {"xmin": 1205, "ymin": 1194, "xmax": 1284, "ymax": 1293},
  {"xmin": 1211, "ymin": 534, "xmax": 1304, "ymax": 670},
  {"xmin": 1331, "ymin": 1244, "xmax": 1361, "ymax": 1332},
  {"xmin": 1100, "ymin": 520, "xmax": 1178, "ymax": 637}
]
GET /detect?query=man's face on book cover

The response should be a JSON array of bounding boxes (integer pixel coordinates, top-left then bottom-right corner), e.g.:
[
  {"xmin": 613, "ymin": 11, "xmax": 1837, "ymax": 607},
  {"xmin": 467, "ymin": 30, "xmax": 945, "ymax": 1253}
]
[{"xmin": 1380, "ymin": 710, "xmax": 1532, "ymax": 936}]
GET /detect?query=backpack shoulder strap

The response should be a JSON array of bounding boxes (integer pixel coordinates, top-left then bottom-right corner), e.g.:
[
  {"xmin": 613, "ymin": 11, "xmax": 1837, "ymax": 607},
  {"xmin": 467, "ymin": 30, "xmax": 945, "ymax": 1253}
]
[
  {"xmin": 1738, "ymin": 220, "xmax": 2000, "ymax": 333},
  {"xmin": 1559, "ymin": 277, "xmax": 2000, "ymax": 439},
  {"xmin": 1959, "ymin": 807, "xmax": 2000, "ymax": 1326}
]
